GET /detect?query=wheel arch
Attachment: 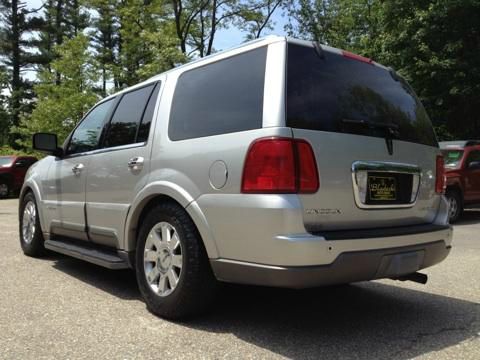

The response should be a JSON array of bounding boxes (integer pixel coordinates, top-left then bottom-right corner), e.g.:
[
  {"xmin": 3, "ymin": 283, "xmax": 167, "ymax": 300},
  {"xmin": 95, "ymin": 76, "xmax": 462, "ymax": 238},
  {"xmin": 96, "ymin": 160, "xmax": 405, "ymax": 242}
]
[
  {"xmin": 446, "ymin": 183, "xmax": 463, "ymax": 202},
  {"xmin": 0, "ymin": 173, "xmax": 13, "ymax": 187},
  {"xmin": 123, "ymin": 182, "xmax": 219, "ymax": 259},
  {"xmin": 18, "ymin": 181, "xmax": 47, "ymax": 234}
]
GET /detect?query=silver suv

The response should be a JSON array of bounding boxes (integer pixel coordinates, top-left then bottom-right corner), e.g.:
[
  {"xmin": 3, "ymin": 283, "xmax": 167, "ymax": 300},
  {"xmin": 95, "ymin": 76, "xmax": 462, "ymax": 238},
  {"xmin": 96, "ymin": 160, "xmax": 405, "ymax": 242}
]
[{"xmin": 19, "ymin": 36, "xmax": 452, "ymax": 319}]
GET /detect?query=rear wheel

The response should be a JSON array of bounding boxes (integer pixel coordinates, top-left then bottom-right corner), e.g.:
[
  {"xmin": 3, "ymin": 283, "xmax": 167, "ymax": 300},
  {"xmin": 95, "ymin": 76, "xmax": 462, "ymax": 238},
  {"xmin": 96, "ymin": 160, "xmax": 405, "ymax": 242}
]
[
  {"xmin": 135, "ymin": 201, "xmax": 217, "ymax": 320},
  {"xmin": 446, "ymin": 189, "xmax": 462, "ymax": 223},
  {"xmin": 19, "ymin": 192, "xmax": 46, "ymax": 257}
]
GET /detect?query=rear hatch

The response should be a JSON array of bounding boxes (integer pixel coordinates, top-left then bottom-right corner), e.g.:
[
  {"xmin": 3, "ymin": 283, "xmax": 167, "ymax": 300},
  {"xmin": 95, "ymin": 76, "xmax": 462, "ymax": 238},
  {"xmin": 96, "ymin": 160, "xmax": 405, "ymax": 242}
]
[{"xmin": 286, "ymin": 42, "xmax": 441, "ymax": 231}]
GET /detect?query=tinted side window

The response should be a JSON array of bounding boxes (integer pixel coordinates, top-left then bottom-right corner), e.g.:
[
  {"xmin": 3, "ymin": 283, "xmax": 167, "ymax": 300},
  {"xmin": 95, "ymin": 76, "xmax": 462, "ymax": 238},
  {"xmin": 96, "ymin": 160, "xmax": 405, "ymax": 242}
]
[
  {"xmin": 68, "ymin": 99, "xmax": 114, "ymax": 155},
  {"xmin": 169, "ymin": 47, "xmax": 267, "ymax": 141},
  {"xmin": 137, "ymin": 83, "xmax": 160, "ymax": 143},
  {"xmin": 105, "ymin": 84, "xmax": 155, "ymax": 148},
  {"xmin": 466, "ymin": 150, "xmax": 480, "ymax": 166}
]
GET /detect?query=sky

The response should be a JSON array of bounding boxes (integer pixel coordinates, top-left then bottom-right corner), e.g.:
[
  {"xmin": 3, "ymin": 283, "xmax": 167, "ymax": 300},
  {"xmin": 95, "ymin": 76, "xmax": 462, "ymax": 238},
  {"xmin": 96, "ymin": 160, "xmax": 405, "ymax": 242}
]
[{"xmin": 25, "ymin": 0, "xmax": 289, "ymax": 53}]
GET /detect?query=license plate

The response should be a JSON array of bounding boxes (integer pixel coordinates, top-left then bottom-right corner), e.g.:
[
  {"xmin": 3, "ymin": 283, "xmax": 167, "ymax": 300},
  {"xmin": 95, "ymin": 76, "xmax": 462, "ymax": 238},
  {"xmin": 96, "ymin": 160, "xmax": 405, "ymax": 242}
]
[{"xmin": 368, "ymin": 175, "xmax": 397, "ymax": 201}]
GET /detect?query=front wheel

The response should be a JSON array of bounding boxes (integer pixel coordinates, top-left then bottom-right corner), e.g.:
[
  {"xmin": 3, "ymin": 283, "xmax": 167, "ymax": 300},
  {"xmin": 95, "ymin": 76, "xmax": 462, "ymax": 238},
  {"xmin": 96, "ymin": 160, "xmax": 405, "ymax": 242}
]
[
  {"xmin": 446, "ymin": 189, "xmax": 462, "ymax": 223},
  {"xmin": 0, "ymin": 181, "xmax": 9, "ymax": 198},
  {"xmin": 135, "ymin": 201, "xmax": 217, "ymax": 320},
  {"xmin": 19, "ymin": 192, "xmax": 46, "ymax": 257}
]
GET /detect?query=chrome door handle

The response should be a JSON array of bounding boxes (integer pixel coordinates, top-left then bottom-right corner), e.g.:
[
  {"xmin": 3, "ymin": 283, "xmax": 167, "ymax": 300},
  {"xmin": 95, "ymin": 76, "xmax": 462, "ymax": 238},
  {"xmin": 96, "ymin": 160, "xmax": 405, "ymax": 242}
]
[
  {"xmin": 128, "ymin": 157, "xmax": 144, "ymax": 171},
  {"xmin": 72, "ymin": 163, "xmax": 84, "ymax": 175}
]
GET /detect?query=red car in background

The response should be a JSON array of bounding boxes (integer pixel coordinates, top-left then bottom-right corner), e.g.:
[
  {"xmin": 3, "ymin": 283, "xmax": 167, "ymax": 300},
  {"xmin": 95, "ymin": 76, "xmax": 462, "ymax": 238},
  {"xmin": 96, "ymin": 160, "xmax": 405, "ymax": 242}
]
[
  {"xmin": 0, "ymin": 155, "xmax": 38, "ymax": 198},
  {"xmin": 440, "ymin": 140, "xmax": 480, "ymax": 222}
]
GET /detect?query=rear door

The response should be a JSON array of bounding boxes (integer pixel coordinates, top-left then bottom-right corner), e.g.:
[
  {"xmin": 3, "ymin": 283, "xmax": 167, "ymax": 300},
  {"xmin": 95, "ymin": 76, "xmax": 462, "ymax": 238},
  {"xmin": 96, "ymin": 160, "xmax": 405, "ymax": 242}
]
[
  {"xmin": 85, "ymin": 81, "xmax": 161, "ymax": 248},
  {"xmin": 464, "ymin": 149, "xmax": 480, "ymax": 201},
  {"xmin": 286, "ymin": 42, "xmax": 441, "ymax": 232}
]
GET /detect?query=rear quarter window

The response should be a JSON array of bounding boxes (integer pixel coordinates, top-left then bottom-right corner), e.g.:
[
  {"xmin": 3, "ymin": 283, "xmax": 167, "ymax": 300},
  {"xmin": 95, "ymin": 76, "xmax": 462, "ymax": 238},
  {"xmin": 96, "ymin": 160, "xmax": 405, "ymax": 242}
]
[{"xmin": 169, "ymin": 47, "xmax": 267, "ymax": 141}]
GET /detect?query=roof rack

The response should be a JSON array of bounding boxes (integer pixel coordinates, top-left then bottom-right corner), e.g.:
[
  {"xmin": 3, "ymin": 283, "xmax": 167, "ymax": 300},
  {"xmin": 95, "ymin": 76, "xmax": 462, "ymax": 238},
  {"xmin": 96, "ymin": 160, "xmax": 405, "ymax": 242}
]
[{"xmin": 439, "ymin": 140, "xmax": 480, "ymax": 149}]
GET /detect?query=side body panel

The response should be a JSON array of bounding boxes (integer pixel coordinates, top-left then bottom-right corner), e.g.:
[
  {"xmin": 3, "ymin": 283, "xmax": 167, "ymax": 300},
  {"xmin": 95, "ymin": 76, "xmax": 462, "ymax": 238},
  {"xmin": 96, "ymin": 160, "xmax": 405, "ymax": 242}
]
[
  {"xmin": 123, "ymin": 40, "xmax": 287, "ymax": 255},
  {"xmin": 20, "ymin": 157, "xmax": 54, "ymax": 235},
  {"xmin": 462, "ymin": 147, "xmax": 480, "ymax": 202},
  {"xmin": 85, "ymin": 79, "xmax": 165, "ymax": 247},
  {"xmin": 42, "ymin": 156, "xmax": 91, "ymax": 240}
]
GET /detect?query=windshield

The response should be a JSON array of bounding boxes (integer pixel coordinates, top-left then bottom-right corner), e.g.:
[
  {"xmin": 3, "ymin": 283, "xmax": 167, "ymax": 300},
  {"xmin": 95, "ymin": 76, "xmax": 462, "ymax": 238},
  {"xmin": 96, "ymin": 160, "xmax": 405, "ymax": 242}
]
[
  {"xmin": 0, "ymin": 157, "xmax": 13, "ymax": 167},
  {"xmin": 442, "ymin": 150, "xmax": 464, "ymax": 168},
  {"xmin": 286, "ymin": 43, "xmax": 438, "ymax": 147}
]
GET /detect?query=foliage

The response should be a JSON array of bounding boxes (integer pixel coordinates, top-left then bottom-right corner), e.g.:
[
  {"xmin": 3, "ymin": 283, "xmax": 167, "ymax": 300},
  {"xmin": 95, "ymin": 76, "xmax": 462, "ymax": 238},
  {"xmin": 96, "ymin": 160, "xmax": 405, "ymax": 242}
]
[
  {"xmin": 15, "ymin": 34, "xmax": 99, "ymax": 147},
  {"xmin": 117, "ymin": 0, "xmax": 186, "ymax": 87},
  {"xmin": 290, "ymin": 0, "xmax": 480, "ymax": 140},
  {"xmin": 0, "ymin": 145, "xmax": 40, "ymax": 157},
  {"xmin": 0, "ymin": 0, "xmax": 44, "ymax": 146},
  {"xmin": 2, "ymin": 0, "xmax": 477, "ymax": 147}
]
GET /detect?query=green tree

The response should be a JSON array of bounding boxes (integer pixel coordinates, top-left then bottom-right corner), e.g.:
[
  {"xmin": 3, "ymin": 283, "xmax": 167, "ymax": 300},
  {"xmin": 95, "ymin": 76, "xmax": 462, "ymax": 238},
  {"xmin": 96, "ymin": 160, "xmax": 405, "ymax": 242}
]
[
  {"xmin": 0, "ymin": 66, "xmax": 9, "ymax": 145},
  {"xmin": 15, "ymin": 34, "xmax": 99, "ymax": 146},
  {"xmin": 288, "ymin": 0, "xmax": 480, "ymax": 140},
  {"xmin": 286, "ymin": 0, "xmax": 382, "ymax": 57},
  {"xmin": 171, "ymin": 0, "xmax": 283, "ymax": 57},
  {"xmin": 0, "ymin": 0, "xmax": 44, "ymax": 146},
  {"xmin": 87, "ymin": 0, "xmax": 119, "ymax": 94},
  {"xmin": 117, "ymin": 0, "xmax": 185, "ymax": 87},
  {"xmin": 380, "ymin": 0, "xmax": 480, "ymax": 140},
  {"xmin": 37, "ymin": 0, "xmax": 89, "ymax": 79}
]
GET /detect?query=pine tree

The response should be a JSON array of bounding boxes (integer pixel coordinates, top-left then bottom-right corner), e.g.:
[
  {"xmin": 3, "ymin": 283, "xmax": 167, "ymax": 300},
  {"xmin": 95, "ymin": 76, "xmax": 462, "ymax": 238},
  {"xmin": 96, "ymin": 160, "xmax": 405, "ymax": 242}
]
[
  {"xmin": 87, "ymin": 0, "xmax": 120, "ymax": 94},
  {"xmin": 117, "ymin": 0, "xmax": 185, "ymax": 86},
  {"xmin": 15, "ymin": 34, "xmax": 99, "ymax": 146},
  {"xmin": 0, "ymin": 0, "xmax": 44, "ymax": 146},
  {"xmin": 36, "ymin": 0, "xmax": 89, "ymax": 79}
]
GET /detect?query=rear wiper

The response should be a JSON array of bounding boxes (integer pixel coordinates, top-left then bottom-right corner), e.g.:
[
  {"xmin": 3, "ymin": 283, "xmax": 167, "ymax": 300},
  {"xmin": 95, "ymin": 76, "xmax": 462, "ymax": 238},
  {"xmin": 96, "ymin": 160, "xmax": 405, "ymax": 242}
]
[{"xmin": 341, "ymin": 118, "xmax": 399, "ymax": 136}]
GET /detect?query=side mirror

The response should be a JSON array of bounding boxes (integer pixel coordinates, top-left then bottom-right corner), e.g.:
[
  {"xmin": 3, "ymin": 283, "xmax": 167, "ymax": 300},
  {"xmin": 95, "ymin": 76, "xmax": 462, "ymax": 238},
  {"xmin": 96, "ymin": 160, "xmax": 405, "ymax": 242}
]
[
  {"xmin": 33, "ymin": 133, "xmax": 63, "ymax": 157},
  {"xmin": 468, "ymin": 161, "xmax": 480, "ymax": 170}
]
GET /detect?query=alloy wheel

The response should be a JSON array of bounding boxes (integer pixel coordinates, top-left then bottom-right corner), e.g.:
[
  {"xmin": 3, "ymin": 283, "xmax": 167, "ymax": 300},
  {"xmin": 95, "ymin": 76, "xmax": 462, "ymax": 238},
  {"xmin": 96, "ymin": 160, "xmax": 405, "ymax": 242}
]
[
  {"xmin": 448, "ymin": 195, "xmax": 458, "ymax": 221},
  {"xmin": 22, "ymin": 201, "xmax": 36, "ymax": 244},
  {"xmin": 143, "ymin": 222, "xmax": 183, "ymax": 297}
]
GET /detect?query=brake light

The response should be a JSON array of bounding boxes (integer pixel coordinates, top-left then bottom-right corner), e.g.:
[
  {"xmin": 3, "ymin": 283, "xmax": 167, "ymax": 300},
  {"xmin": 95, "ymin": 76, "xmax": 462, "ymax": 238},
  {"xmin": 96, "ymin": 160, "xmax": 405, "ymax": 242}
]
[
  {"xmin": 296, "ymin": 139, "xmax": 319, "ymax": 192},
  {"xmin": 241, "ymin": 138, "xmax": 319, "ymax": 193},
  {"xmin": 342, "ymin": 50, "xmax": 373, "ymax": 64},
  {"xmin": 436, "ymin": 155, "xmax": 446, "ymax": 194}
]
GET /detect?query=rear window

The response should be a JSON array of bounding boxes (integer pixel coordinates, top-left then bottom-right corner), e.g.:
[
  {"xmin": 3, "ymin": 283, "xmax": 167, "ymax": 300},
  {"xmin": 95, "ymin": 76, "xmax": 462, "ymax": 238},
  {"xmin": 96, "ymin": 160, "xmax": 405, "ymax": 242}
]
[
  {"xmin": 442, "ymin": 150, "xmax": 464, "ymax": 168},
  {"xmin": 169, "ymin": 47, "xmax": 267, "ymax": 141},
  {"xmin": 286, "ymin": 44, "xmax": 438, "ymax": 147}
]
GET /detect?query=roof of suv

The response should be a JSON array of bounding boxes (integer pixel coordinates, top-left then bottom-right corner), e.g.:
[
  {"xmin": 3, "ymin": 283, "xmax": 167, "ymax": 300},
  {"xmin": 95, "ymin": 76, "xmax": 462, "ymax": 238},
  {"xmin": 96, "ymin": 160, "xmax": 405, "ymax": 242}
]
[
  {"xmin": 439, "ymin": 141, "xmax": 480, "ymax": 149},
  {"xmin": 101, "ymin": 35, "xmax": 389, "ymax": 105}
]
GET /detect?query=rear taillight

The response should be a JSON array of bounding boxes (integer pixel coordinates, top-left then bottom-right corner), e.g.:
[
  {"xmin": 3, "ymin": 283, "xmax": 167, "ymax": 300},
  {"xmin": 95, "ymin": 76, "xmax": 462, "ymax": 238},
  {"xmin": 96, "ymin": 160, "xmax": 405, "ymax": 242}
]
[
  {"xmin": 436, "ymin": 155, "xmax": 446, "ymax": 194},
  {"xmin": 241, "ymin": 137, "xmax": 319, "ymax": 194},
  {"xmin": 296, "ymin": 139, "xmax": 319, "ymax": 192}
]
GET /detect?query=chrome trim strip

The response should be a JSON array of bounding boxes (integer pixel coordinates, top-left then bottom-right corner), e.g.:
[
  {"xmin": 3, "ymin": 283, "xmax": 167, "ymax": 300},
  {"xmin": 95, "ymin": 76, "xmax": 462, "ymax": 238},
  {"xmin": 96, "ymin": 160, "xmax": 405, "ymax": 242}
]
[
  {"xmin": 351, "ymin": 161, "xmax": 422, "ymax": 209},
  {"xmin": 60, "ymin": 142, "xmax": 147, "ymax": 160},
  {"xmin": 351, "ymin": 161, "xmax": 421, "ymax": 174}
]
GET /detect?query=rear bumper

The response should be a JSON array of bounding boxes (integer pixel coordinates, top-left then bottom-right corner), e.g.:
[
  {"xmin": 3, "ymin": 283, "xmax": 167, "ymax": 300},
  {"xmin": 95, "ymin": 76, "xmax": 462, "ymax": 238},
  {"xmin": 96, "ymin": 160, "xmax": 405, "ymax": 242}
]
[
  {"xmin": 211, "ymin": 239, "xmax": 451, "ymax": 288},
  {"xmin": 194, "ymin": 193, "xmax": 451, "ymax": 266}
]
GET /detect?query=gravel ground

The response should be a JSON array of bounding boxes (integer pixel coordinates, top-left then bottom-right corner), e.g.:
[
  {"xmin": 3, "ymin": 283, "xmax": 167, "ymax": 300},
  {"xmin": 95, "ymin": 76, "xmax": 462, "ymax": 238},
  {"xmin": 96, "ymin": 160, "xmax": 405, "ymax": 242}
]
[{"xmin": 0, "ymin": 198, "xmax": 479, "ymax": 359}]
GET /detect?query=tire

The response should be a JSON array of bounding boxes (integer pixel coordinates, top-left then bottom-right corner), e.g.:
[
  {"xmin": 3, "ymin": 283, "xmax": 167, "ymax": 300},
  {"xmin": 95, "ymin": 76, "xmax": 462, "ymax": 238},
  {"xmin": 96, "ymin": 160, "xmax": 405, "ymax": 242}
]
[
  {"xmin": 446, "ymin": 189, "xmax": 463, "ymax": 223},
  {"xmin": 135, "ymin": 201, "xmax": 217, "ymax": 320},
  {"xmin": 19, "ymin": 192, "xmax": 46, "ymax": 257},
  {"xmin": 0, "ymin": 181, "xmax": 9, "ymax": 198}
]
